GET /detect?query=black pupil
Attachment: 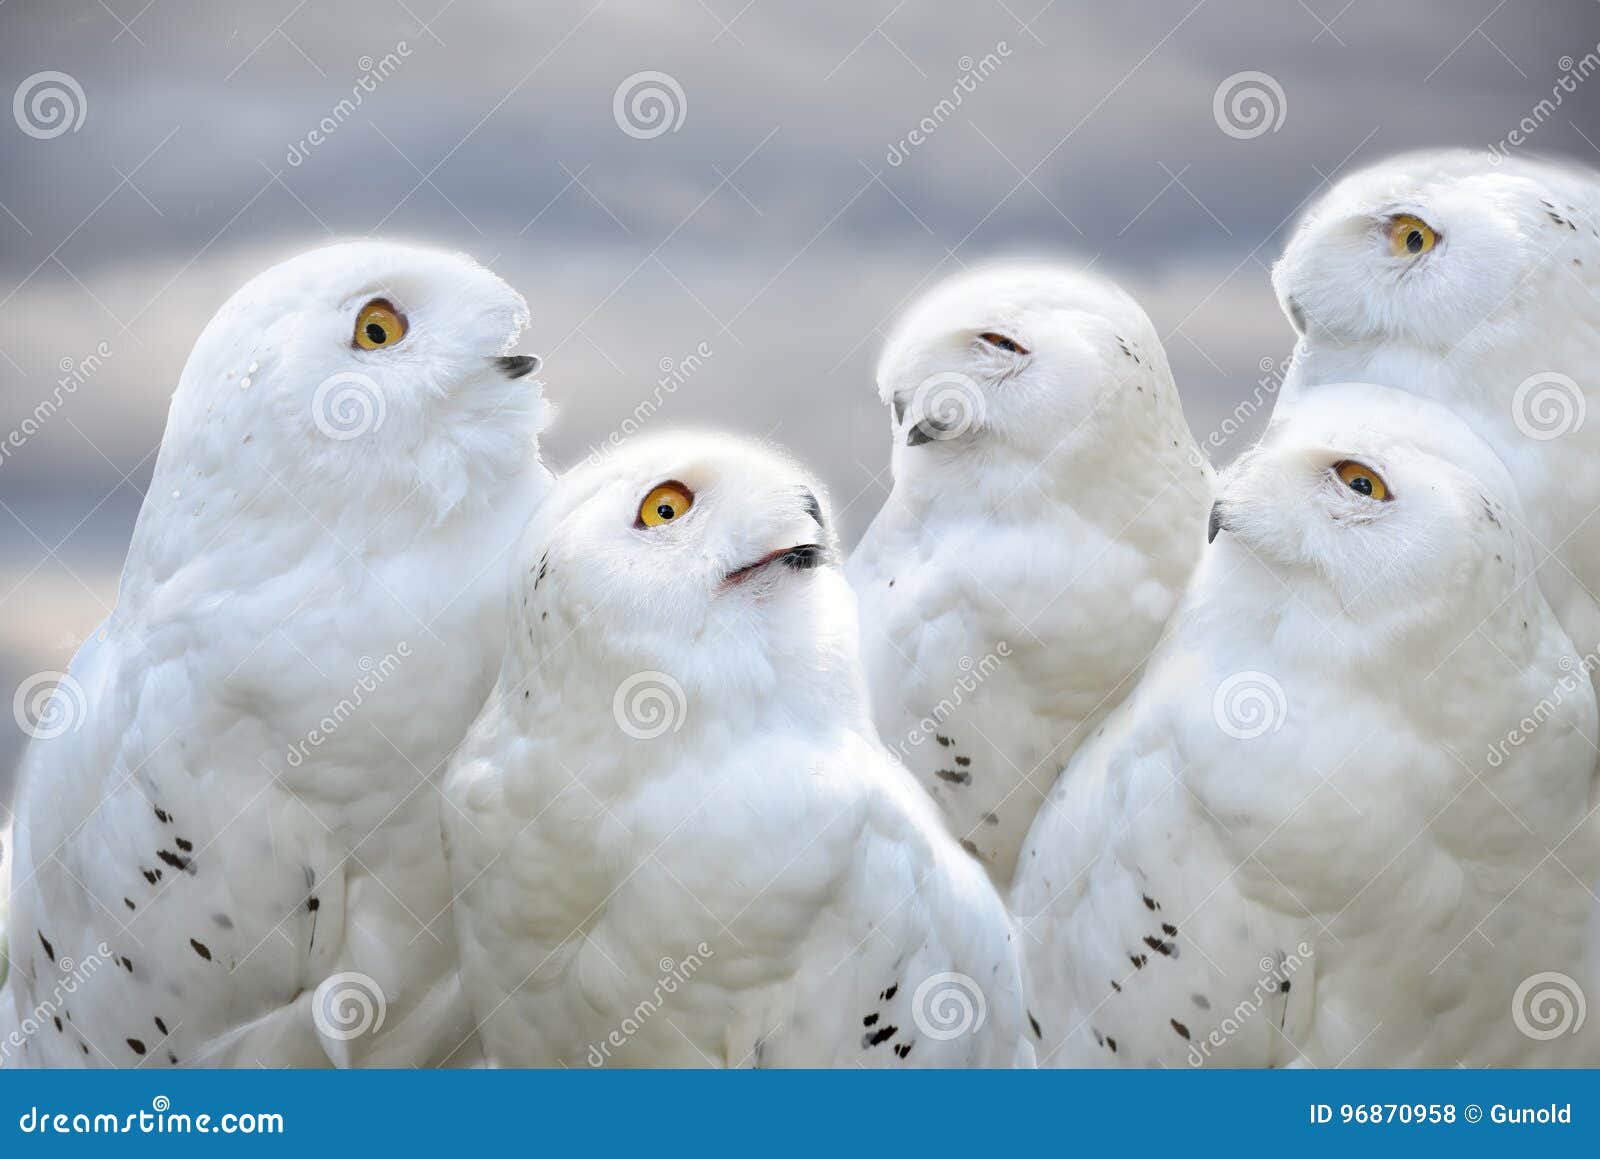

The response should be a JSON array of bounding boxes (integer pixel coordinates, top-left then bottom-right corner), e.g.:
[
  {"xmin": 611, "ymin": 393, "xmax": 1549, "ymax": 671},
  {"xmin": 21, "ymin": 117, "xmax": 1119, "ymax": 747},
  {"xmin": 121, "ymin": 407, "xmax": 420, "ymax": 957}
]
[
  {"xmin": 1406, "ymin": 230, "xmax": 1424, "ymax": 253},
  {"xmin": 1349, "ymin": 475, "xmax": 1373, "ymax": 496},
  {"xmin": 656, "ymin": 503, "xmax": 675, "ymax": 520},
  {"xmin": 365, "ymin": 321, "xmax": 387, "ymax": 344}
]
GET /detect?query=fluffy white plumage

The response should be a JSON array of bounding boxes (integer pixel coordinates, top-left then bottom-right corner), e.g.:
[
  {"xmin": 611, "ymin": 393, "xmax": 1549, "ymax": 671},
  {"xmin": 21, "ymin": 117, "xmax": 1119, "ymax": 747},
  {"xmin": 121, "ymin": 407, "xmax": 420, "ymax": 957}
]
[
  {"xmin": 1273, "ymin": 149, "xmax": 1600, "ymax": 686},
  {"xmin": 3, "ymin": 241, "xmax": 547, "ymax": 1067},
  {"xmin": 1012, "ymin": 384, "xmax": 1600, "ymax": 1067},
  {"xmin": 848, "ymin": 265, "xmax": 1213, "ymax": 886},
  {"xmin": 444, "ymin": 433, "xmax": 1035, "ymax": 1068}
]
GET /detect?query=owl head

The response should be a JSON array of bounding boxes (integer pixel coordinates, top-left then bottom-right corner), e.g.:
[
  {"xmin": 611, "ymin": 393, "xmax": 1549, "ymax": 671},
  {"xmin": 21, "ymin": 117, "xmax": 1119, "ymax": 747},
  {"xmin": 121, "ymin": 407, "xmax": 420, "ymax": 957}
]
[
  {"xmin": 164, "ymin": 240, "xmax": 543, "ymax": 532},
  {"xmin": 874, "ymin": 263, "xmax": 1195, "ymax": 494},
  {"xmin": 1271, "ymin": 150, "xmax": 1596, "ymax": 359},
  {"xmin": 507, "ymin": 432, "xmax": 864, "ymax": 735},
  {"xmin": 1206, "ymin": 382, "xmax": 1538, "ymax": 661}
]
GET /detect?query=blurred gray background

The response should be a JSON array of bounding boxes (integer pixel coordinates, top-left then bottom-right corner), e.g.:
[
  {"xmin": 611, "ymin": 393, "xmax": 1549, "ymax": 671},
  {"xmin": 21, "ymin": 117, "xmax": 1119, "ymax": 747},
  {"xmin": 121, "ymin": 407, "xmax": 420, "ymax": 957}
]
[{"xmin": 2, "ymin": 0, "xmax": 1598, "ymax": 801}]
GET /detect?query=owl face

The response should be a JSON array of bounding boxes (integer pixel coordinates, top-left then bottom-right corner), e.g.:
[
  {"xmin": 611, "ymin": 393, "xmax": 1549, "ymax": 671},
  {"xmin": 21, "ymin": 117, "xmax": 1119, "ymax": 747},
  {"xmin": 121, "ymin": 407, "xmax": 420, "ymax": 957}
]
[
  {"xmin": 875, "ymin": 264, "xmax": 1159, "ymax": 468},
  {"xmin": 1208, "ymin": 384, "xmax": 1525, "ymax": 643},
  {"xmin": 516, "ymin": 433, "xmax": 858, "ymax": 708},
  {"xmin": 176, "ymin": 240, "xmax": 539, "ymax": 522},
  {"xmin": 1271, "ymin": 153, "xmax": 1569, "ymax": 357}
]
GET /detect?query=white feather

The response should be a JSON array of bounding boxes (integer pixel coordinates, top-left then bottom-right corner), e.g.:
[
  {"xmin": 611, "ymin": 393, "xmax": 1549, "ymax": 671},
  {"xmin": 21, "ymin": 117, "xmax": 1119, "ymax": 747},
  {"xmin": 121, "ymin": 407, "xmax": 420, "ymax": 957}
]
[
  {"xmin": 2, "ymin": 241, "xmax": 548, "ymax": 1068},
  {"xmin": 848, "ymin": 264, "xmax": 1214, "ymax": 886},
  {"xmin": 445, "ymin": 432, "xmax": 1035, "ymax": 1067},
  {"xmin": 1013, "ymin": 384, "xmax": 1600, "ymax": 1067},
  {"xmin": 1273, "ymin": 149, "xmax": 1600, "ymax": 729}
]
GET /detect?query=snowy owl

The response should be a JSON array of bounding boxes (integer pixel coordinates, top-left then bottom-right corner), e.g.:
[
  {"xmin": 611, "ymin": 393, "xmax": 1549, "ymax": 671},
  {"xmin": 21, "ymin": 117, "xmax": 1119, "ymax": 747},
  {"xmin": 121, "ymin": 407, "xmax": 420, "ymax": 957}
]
[
  {"xmin": 443, "ymin": 432, "xmax": 1035, "ymax": 1068},
  {"xmin": 848, "ymin": 264, "xmax": 1214, "ymax": 886},
  {"xmin": 1273, "ymin": 150, "xmax": 1600, "ymax": 690},
  {"xmin": 1011, "ymin": 383, "xmax": 1600, "ymax": 1067},
  {"xmin": 4, "ymin": 241, "xmax": 548, "ymax": 1067}
]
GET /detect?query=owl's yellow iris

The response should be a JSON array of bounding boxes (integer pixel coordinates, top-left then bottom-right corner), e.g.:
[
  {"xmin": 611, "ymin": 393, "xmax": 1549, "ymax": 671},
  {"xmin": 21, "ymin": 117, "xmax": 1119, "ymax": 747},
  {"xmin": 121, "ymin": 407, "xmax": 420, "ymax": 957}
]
[
  {"xmin": 354, "ymin": 299, "xmax": 407, "ymax": 349},
  {"xmin": 1334, "ymin": 460, "xmax": 1390, "ymax": 501},
  {"xmin": 639, "ymin": 482, "xmax": 694, "ymax": 527},
  {"xmin": 1386, "ymin": 214, "xmax": 1437, "ymax": 258}
]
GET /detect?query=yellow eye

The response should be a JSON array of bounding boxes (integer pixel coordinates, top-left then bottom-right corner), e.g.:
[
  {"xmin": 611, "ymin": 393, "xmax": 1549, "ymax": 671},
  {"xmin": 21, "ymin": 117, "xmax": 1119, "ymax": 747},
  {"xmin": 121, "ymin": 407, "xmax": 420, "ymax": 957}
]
[
  {"xmin": 353, "ymin": 299, "xmax": 407, "ymax": 350},
  {"xmin": 1386, "ymin": 214, "xmax": 1437, "ymax": 258},
  {"xmin": 638, "ymin": 481, "xmax": 694, "ymax": 528},
  {"xmin": 1334, "ymin": 460, "xmax": 1391, "ymax": 501}
]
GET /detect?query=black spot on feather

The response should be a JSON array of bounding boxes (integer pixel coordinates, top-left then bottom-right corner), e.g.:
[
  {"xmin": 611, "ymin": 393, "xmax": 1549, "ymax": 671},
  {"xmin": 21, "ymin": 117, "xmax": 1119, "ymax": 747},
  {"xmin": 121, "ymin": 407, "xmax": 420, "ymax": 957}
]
[{"xmin": 862, "ymin": 1024, "xmax": 898, "ymax": 1047}]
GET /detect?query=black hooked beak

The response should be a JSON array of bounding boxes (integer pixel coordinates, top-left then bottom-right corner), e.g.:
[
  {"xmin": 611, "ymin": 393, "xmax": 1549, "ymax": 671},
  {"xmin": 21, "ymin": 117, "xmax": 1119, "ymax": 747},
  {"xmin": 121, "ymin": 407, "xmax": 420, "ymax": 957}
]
[
  {"xmin": 495, "ymin": 354, "xmax": 542, "ymax": 379},
  {"xmin": 892, "ymin": 394, "xmax": 944, "ymax": 446},
  {"xmin": 1208, "ymin": 500, "xmax": 1228, "ymax": 544},
  {"xmin": 800, "ymin": 488, "xmax": 825, "ymax": 529},
  {"xmin": 1285, "ymin": 296, "xmax": 1307, "ymax": 335}
]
